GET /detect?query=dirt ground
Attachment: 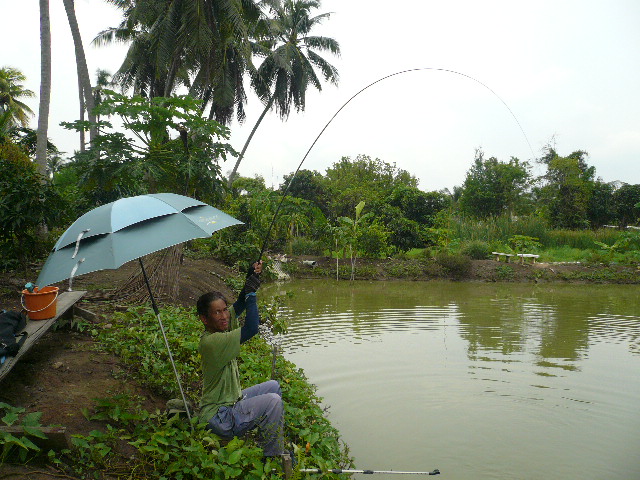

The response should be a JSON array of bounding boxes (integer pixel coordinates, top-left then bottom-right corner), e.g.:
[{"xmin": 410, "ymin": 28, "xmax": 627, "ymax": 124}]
[{"xmin": 0, "ymin": 255, "xmax": 637, "ymax": 478}]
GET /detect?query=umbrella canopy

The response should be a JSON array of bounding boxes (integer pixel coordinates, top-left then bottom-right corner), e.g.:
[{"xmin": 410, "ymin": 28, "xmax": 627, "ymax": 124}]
[
  {"xmin": 37, "ymin": 193, "xmax": 242, "ymax": 287},
  {"xmin": 35, "ymin": 194, "xmax": 243, "ymax": 424}
]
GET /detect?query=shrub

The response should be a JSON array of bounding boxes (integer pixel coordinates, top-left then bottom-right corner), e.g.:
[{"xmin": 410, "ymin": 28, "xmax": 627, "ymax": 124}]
[
  {"xmin": 0, "ymin": 145, "xmax": 63, "ymax": 269},
  {"xmin": 434, "ymin": 253, "xmax": 472, "ymax": 279},
  {"xmin": 508, "ymin": 235, "xmax": 542, "ymax": 253},
  {"xmin": 460, "ymin": 240, "xmax": 492, "ymax": 259},
  {"xmin": 357, "ymin": 222, "xmax": 393, "ymax": 258},
  {"xmin": 288, "ymin": 236, "xmax": 324, "ymax": 255},
  {"xmin": 495, "ymin": 265, "xmax": 515, "ymax": 280}
]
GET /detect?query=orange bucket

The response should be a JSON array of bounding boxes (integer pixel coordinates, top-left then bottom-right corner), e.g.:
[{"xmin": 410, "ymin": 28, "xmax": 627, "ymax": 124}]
[{"xmin": 21, "ymin": 286, "xmax": 59, "ymax": 320}]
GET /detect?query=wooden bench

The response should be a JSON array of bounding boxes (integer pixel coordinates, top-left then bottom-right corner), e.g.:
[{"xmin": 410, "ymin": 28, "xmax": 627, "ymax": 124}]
[
  {"xmin": 516, "ymin": 253, "xmax": 540, "ymax": 264},
  {"xmin": 492, "ymin": 252, "xmax": 540, "ymax": 264},
  {"xmin": 492, "ymin": 252, "xmax": 515, "ymax": 262},
  {"xmin": 0, "ymin": 290, "xmax": 86, "ymax": 383}
]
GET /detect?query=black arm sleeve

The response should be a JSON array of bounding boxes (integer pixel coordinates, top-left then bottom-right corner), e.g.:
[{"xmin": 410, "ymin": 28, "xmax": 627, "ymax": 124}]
[{"xmin": 240, "ymin": 293, "xmax": 259, "ymax": 344}]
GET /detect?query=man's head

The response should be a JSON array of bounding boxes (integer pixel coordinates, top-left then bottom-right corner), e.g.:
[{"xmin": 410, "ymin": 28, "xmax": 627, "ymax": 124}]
[{"xmin": 197, "ymin": 291, "xmax": 230, "ymax": 333}]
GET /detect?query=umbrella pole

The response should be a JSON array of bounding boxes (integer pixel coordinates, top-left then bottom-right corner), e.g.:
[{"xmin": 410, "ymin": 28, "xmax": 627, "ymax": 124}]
[{"xmin": 139, "ymin": 258, "xmax": 193, "ymax": 426}]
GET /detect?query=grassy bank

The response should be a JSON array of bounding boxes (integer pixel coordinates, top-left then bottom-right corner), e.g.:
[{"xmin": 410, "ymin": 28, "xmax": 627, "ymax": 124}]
[{"xmin": 1, "ymin": 301, "xmax": 352, "ymax": 479}]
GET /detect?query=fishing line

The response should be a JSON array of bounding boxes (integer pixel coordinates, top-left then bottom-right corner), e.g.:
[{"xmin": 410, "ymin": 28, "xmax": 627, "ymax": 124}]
[{"xmin": 257, "ymin": 67, "xmax": 535, "ymax": 260}]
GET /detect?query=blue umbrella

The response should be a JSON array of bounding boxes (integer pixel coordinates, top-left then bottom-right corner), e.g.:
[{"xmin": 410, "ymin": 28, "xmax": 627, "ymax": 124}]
[
  {"xmin": 38, "ymin": 193, "xmax": 241, "ymax": 285},
  {"xmin": 37, "ymin": 193, "xmax": 243, "ymax": 422}
]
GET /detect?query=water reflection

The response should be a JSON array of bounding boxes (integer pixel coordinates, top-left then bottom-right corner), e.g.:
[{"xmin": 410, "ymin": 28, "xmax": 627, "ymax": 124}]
[
  {"xmin": 265, "ymin": 280, "xmax": 640, "ymax": 480},
  {"xmin": 271, "ymin": 281, "xmax": 640, "ymax": 361}
]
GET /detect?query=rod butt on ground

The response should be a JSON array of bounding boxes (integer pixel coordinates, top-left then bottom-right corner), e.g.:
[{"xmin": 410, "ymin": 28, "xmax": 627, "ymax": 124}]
[{"xmin": 298, "ymin": 468, "xmax": 440, "ymax": 475}]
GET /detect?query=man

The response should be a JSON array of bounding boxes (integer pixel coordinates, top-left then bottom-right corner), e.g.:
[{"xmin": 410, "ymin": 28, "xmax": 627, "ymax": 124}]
[{"xmin": 197, "ymin": 261, "xmax": 284, "ymax": 457}]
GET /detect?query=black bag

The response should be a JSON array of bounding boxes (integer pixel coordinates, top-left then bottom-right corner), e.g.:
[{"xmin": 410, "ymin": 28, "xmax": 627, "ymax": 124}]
[{"xmin": 0, "ymin": 310, "xmax": 28, "ymax": 358}]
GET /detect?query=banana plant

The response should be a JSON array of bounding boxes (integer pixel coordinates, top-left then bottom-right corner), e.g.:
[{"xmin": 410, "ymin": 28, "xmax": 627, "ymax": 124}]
[{"xmin": 337, "ymin": 201, "xmax": 372, "ymax": 280}]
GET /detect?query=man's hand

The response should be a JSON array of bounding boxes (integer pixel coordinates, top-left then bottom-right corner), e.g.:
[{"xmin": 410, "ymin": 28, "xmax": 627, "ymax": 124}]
[{"xmin": 244, "ymin": 260, "xmax": 263, "ymax": 294}]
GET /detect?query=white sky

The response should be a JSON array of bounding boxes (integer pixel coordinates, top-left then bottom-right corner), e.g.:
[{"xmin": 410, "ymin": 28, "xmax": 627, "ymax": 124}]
[{"xmin": 3, "ymin": 0, "xmax": 640, "ymax": 192}]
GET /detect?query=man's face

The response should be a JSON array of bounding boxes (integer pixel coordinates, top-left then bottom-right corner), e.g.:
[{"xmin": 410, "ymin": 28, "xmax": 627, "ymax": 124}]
[{"xmin": 201, "ymin": 298, "xmax": 230, "ymax": 332}]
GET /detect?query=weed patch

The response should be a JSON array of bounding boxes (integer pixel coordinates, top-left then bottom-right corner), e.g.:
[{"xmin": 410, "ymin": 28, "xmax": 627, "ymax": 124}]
[{"xmin": 86, "ymin": 302, "xmax": 352, "ymax": 478}]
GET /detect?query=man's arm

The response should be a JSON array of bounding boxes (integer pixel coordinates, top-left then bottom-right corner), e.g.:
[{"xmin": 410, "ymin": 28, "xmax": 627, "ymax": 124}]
[
  {"xmin": 240, "ymin": 293, "xmax": 259, "ymax": 343},
  {"xmin": 237, "ymin": 260, "xmax": 263, "ymax": 344}
]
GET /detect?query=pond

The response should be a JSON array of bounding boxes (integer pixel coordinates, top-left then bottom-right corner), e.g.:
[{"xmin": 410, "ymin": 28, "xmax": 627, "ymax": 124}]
[{"xmin": 264, "ymin": 280, "xmax": 640, "ymax": 480}]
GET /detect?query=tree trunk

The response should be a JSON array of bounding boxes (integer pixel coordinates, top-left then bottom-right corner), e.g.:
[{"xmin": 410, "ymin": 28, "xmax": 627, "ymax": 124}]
[
  {"xmin": 77, "ymin": 73, "xmax": 85, "ymax": 151},
  {"xmin": 36, "ymin": 0, "xmax": 51, "ymax": 178},
  {"xmin": 163, "ymin": 58, "xmax": 179, "ymax": 98},
  {"xmin": 227, "ymin": 95, "xmax": 275, "ymax": 188},
  {"xmin": 63, "ymin": 0, "xmax": 97, "ymax": 145}
]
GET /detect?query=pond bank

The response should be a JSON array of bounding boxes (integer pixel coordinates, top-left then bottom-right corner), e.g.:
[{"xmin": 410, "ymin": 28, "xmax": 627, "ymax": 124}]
[{"xmin": 282, "ymin": 256, "xmax": 640, "ymax": 284}]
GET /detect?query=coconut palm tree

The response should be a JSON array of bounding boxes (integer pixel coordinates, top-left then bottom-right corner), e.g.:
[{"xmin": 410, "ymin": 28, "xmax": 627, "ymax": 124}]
[
  {"xmin": 36, "ymin": 0, "xmax": 51, "ymax": 177},
  {"xmin": 95, "ymin": 0, "xmax": 261, "ymax": 126},
  {"xmin": 63, "ymin": 0, "xmax": 97, "ymax": 151},
  {"xmin": 227, "ymin": 0, "xmax": 340, "ymax": 187},
  {"xmin": 0, "ymin": 67, "xmax": 35, "ymax": 129}
]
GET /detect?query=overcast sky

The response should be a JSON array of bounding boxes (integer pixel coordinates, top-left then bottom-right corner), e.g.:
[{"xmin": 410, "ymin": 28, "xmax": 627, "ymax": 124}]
[{"xmin": 4, "ymin": 0, "xmax": 640, "ymax": 192}]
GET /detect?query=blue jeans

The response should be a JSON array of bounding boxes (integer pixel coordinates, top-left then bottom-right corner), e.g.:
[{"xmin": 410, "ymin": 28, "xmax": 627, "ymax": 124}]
[{"xmin": 207, "ymin": 380, "xmax": 284, "ymax": 456}]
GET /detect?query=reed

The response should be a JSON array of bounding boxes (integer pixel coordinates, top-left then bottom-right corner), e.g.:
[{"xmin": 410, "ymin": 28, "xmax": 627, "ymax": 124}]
[
  {"xmin": 449, "ymin": 215, "xmax": 624, "ymax": 250},
  {"xmin": 448, "ymin": 215, "xmax": 549, "ymax": 245},
  {"xmin": 545, "ymin": 229, "xmax": 622, "ymax": 249}
]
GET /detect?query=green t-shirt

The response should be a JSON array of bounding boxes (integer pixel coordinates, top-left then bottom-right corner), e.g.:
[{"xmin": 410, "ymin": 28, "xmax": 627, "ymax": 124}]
[{"xmin": 198, "ymin": 307, "xmax": 242, "ymax": 423}]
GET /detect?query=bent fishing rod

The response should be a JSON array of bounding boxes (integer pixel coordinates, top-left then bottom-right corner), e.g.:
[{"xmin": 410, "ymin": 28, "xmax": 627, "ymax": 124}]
[{"xmin": 255, "ymin": 67, "xmax": 534, "ymax": 262}]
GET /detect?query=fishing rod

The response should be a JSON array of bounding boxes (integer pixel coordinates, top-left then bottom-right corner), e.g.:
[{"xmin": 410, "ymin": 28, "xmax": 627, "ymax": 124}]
[
  {"xmin": 300, "ymin": 467, "xmax": 441, "ymax": 475},
  {"xmin": 256, "ymin": 67, "xmax": 534, "ymax": 261}
]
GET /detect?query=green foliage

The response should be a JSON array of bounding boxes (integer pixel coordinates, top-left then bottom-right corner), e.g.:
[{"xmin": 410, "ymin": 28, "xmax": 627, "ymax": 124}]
[
  {"xmin": 587, "ymin": 180, "xmax": 616, "ymax": 228},
  {"xmin": 508, "ymin": 235, "xmax": 542, "ymax": 253},
  {"xmin": 448, "ymin": 214, "xmax": 549, "ymax": 246},
  {"xmin": 460, "ymin": 240, "xmax": 492, "ymax": 260},
  {"xmin": 61, "ymin": 91, "xmax": 234, "ymax": 210},
  {"xmin": 384, "ymin": 259, "xmax": 440, "ymax": 279},
  {"xmin": 357, "ymin": 221, "xmax": 393, "ymax": 258},
  {"xmin": 458, "ymin": 150, "xmax": 532, "ymax": 218},
  {"xmin": 0, "ymin": 66, "xmax": 35, "ymax": 130},
  {"xmin": 288, "ymin": 236, "xmax": 324, "ymax": 255},
  {"xmin": 324, "ymin": 155, "xmax": 417, "ymax": 218},
  {"xmin": 594, "ymin": 230, "xmax": 640, "ymax": 256},
  {"xmin": 280, "ymin": 169, "xmax": 328, "ymax": 214},
  {"xmin": 612, "ymin": 184, "xmax": 640, "ymax": 227},
  {"xmin": 540, "ymin": 246, "xmax": 592, "ymax": 263},
  {"xmin": 545, "ymin": 228, "xmax": 622, "ymax": 250},
  {"xmin": 495, "ymin": 265, "xmax": 515, "ymax": 280},
  {"xmin": 337, "ymin": 201, "xmax": 373, "ymax": 279},
  {"xmin": 91, "ymin": 303, "xmax": 352, "ymax": 478},
  {"xmin": 434, "ymin": 253, "xmax": 472, "ymax": 279},
  {"xmin": 0, "ymin": 144, "xmax": 63, "ymax": 269},
  {"xmin": 536, "ymin": 148, "xmax": 595, "ymax": 229},
  {"xmin": 382, "ymin": 185, "xmax": 450, "ymax": 225},
  {"xmin": 69, "ymin": 394, "xmax": 281, "ymax": 479},
  {"xmin": 0, "ymin": 402, "xmax": 48, "ymax": 464}
]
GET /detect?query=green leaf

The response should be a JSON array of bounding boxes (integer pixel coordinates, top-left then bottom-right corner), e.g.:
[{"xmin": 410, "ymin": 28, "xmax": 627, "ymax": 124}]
[
  {"xmin": 23, "ymin": 426, "xmax": 48, "ymax": 439},
  {"xmin": 2, "ymin": 412, "xmax": 19, "ymax": 426},
  {"xmin": 20, "ymin": 435, "xmax": 40, "ymax": 451},
  {"xmin": 227, "ymin": 449, "xmax": 242, "ymax": 465},
  {"xmin": 22, "ymin": 411, "xmax": 43, "ymax": 426}
]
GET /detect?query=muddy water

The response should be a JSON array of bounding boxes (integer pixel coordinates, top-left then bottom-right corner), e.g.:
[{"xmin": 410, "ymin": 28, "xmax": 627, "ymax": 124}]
[{"xmin": 265, "ymin": 280, "xmax": 640, "ymax": 480}]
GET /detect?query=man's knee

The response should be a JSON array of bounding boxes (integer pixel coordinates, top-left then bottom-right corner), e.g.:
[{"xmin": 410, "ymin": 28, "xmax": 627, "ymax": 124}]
[
  {"xmin": 264, "ymin": 393, "xmax": 283, "ymax": 416},
  {"xmin": 265, "ymin": 379, "xmax": 282, "ymax": 396}
]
